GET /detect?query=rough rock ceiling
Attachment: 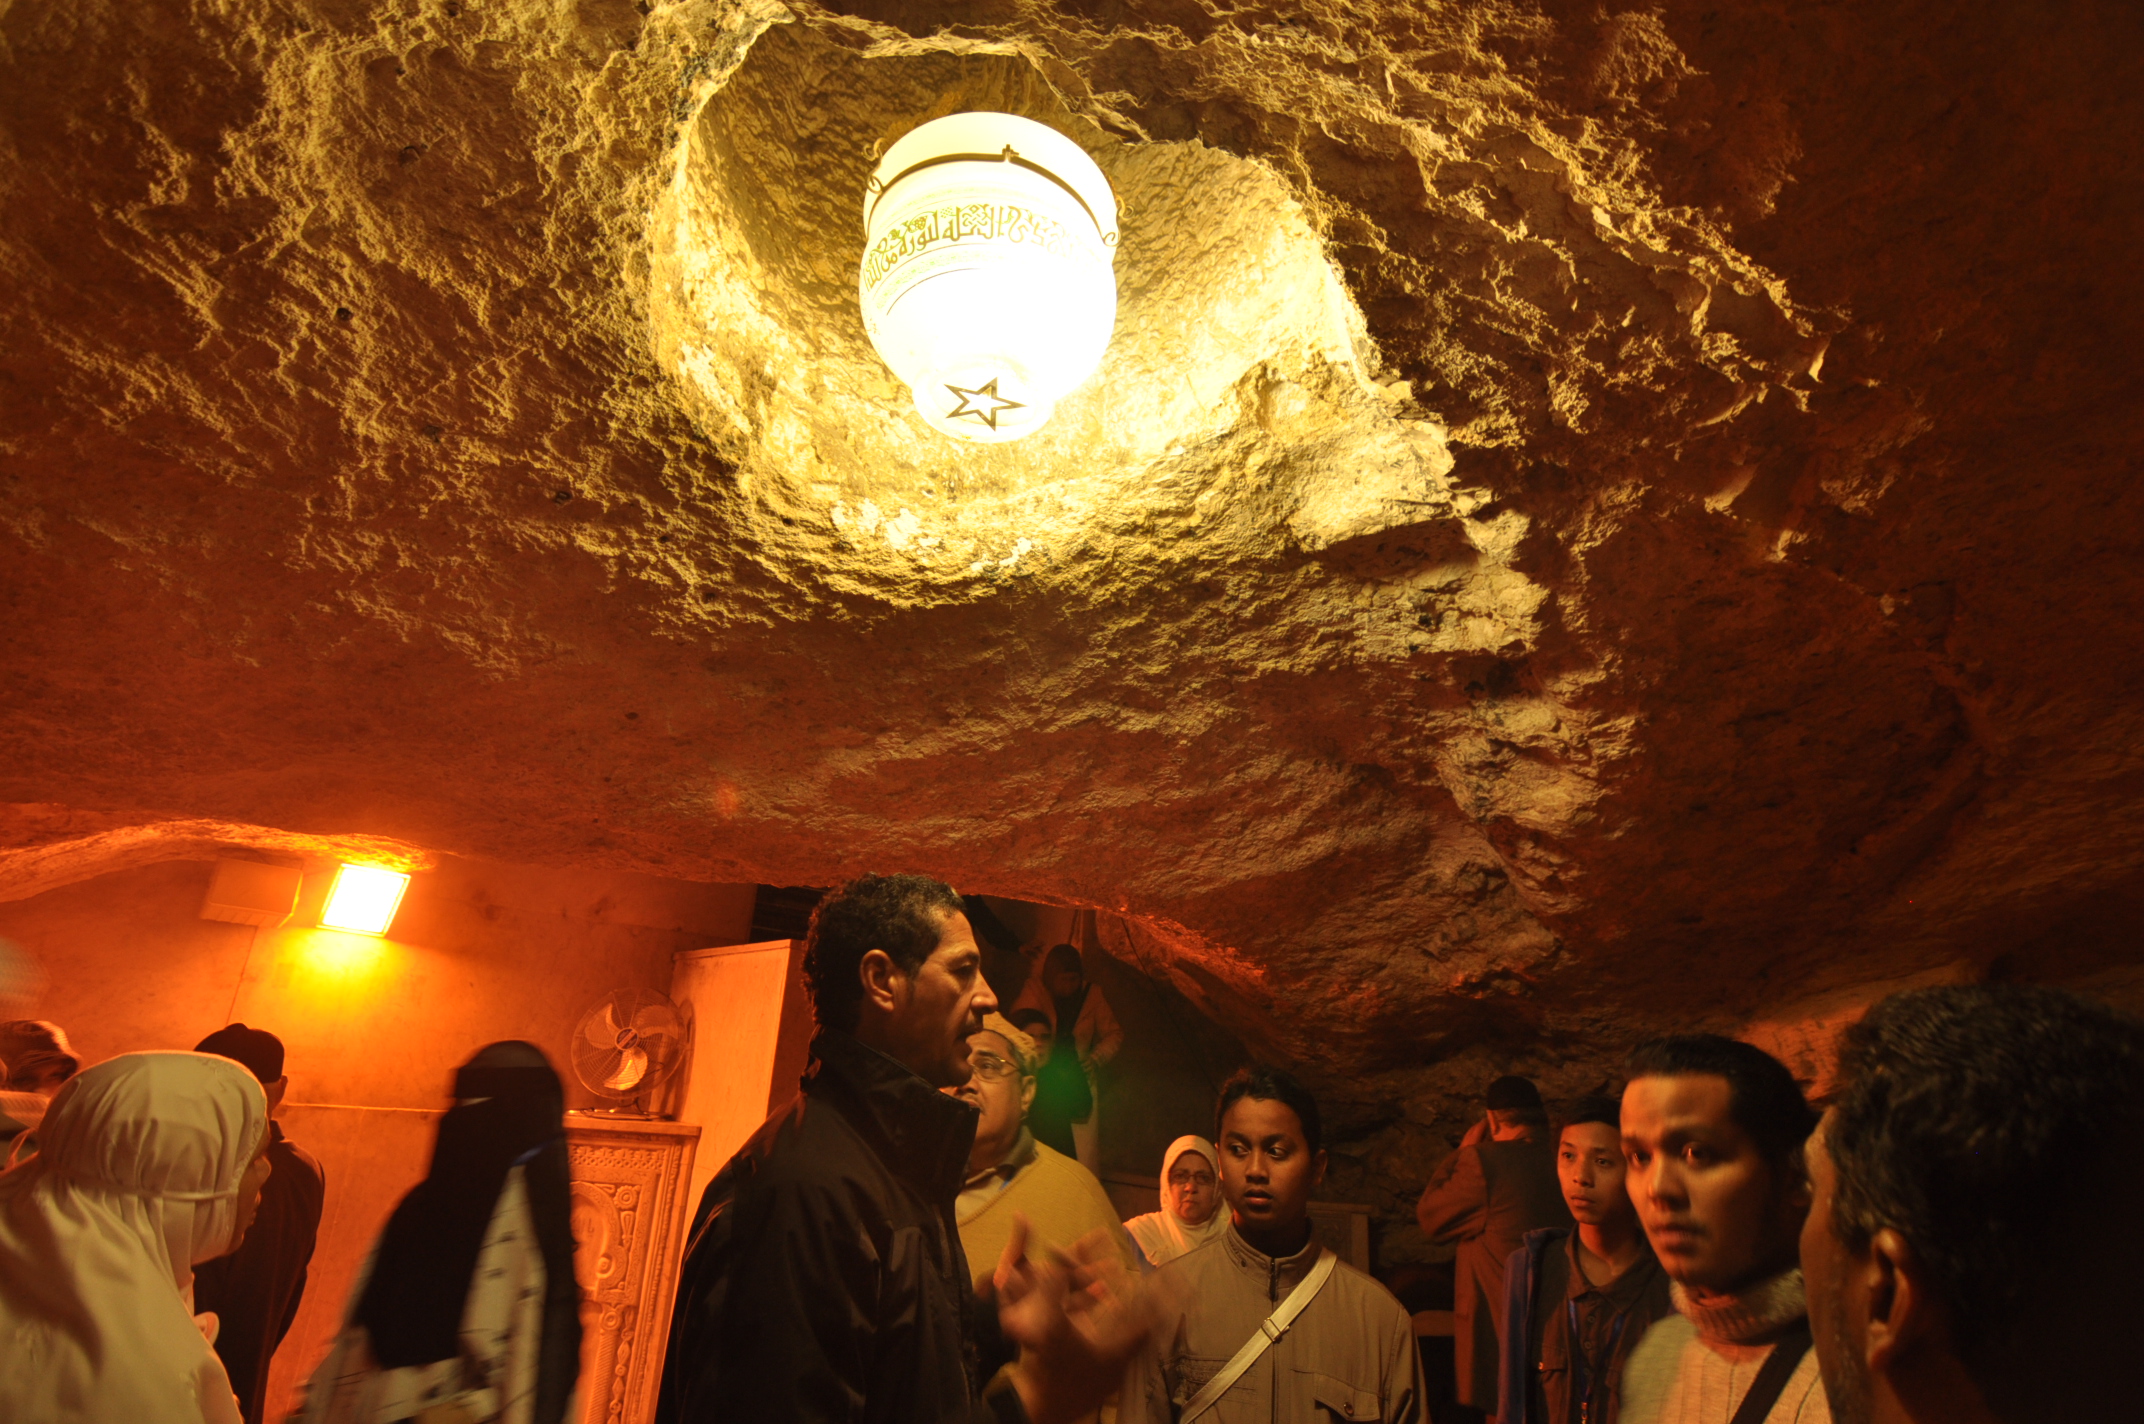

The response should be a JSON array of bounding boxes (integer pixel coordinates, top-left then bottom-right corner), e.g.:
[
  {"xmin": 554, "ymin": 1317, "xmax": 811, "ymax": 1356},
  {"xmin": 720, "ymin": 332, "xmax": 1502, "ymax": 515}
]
[{"xmin": 4, "ymin": 0, "xmax": 2141, "ymax": 1210}]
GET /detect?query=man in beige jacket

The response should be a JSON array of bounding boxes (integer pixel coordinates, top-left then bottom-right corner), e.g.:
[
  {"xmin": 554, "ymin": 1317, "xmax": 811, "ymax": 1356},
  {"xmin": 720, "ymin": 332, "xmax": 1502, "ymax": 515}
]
[
  {"xmin": 1124, "ymin": 1065, "xmax": 1425, "ymax": 1424},
  {"xmin": 949, "ymin": 1016, "xmax": 1141, "ymax": 1288},
  {"xmin": 1616, "ymin": 1036, "xmax": 1829, "ymax": 1424}
]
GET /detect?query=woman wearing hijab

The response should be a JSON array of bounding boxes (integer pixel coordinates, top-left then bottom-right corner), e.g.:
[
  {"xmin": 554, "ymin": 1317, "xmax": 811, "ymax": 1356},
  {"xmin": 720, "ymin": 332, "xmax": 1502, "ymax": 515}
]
[
  {"xmin": 1123, "ymin": 1134, "xmax": 1229, "ymax": 1268},
  {"xmin": 0, "ymin": 1050, "xmax": 273, "ymax": 1424},
  {"xmin": 297, "ymin": 1040, "xmax": 580, "ymax": 1424}
]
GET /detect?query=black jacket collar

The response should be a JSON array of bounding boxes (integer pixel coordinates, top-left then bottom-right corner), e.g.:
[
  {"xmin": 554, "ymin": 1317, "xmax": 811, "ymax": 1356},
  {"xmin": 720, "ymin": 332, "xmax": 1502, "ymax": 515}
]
[{"xmin": 804, "ymin": 1031, "xmax": 979, "ymax": 1202}]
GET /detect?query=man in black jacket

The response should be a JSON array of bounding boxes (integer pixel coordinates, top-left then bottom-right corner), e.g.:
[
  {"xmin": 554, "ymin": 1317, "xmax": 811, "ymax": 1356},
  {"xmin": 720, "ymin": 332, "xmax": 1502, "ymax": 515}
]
[
  {"xmin": 658, "ymin": 874, "xmax": 1150, "ymax": 1424},
  {"xmin": 192, "ymin": 1022, "xmax": 326, "ymax": 1424}
]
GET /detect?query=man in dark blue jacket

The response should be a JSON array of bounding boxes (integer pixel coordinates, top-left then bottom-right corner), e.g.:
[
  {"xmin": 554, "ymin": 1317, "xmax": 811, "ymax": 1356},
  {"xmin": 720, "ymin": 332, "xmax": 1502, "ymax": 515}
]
[
  {"xmin": 1500, "ymin": 1096, "xmax": 1672, "ymax": 1424},
  {"xmin": 658, "ymin": 874, "xmax": 1151, "ymax": 1424}
]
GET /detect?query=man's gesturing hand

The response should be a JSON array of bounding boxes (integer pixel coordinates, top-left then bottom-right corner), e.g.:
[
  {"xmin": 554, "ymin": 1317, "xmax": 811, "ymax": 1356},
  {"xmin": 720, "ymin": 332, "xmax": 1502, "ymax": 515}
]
[{"xmin": 994, "ymin": 1216, "xmax": 1167, "ymax": 1424}]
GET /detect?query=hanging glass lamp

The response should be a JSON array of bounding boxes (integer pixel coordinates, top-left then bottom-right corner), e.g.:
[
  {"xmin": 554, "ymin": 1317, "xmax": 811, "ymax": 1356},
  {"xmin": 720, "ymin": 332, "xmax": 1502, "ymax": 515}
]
[{"xmin": 859, "ymin": 112, "xmax": 1118, "ymax": 443}]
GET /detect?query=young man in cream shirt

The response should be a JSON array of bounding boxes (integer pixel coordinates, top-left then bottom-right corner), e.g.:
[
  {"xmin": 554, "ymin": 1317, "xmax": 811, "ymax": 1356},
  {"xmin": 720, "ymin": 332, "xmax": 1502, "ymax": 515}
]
[
  {"xmin": 1123, "ymin": 1066, "xmax": 1424, "ymax": 1424},
  {"xmin": 1616, "ymin": 1036, "xmax": 1829, "ymax": 1424}
]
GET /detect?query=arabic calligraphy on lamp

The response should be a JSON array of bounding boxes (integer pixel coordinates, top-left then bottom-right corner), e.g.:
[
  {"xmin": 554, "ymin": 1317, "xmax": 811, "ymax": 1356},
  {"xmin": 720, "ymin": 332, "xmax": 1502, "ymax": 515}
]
[
  {"xmin": 319, "ymin": 864, "xmax": 410, "ymax": 936},
  {"xmin": 859, "ymin": 112, "xmax": 1118, "ymax": 443}
]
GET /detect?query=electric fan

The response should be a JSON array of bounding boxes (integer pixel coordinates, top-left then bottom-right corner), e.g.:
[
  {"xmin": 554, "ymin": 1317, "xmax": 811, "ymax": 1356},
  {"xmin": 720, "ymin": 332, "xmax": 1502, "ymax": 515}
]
[{"xmin": 570, "ymin": 988, "xmax": 688, "ymax": 1117}]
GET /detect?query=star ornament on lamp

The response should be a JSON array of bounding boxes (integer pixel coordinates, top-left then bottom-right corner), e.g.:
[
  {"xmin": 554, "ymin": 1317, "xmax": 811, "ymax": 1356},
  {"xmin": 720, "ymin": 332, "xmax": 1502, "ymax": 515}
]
[
  {"xmin": 943, "ymin": 378, "xmax": 1025, "ymax": 430},
  {"xmin": 859, "ymin": 112, "xmax": 1118, "ymax": 443}
]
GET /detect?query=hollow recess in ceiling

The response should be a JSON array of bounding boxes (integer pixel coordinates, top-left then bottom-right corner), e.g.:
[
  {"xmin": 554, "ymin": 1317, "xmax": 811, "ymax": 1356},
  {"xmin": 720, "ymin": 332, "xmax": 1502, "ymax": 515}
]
[{"xmin": 648, "ymin": 20, "xmax": 1458, "ymax": 591}]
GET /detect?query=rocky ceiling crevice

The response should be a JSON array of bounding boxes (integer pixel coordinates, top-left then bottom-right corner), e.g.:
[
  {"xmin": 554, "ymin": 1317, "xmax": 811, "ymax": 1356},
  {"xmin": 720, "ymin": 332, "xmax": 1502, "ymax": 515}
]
[
  {"xmin": 653, "ymin": 19, "xmax": 1461, "ymax": 592},
  {"xmin": 3, "ymin": 0, "xmax": 2141, "ymax": 1219}
]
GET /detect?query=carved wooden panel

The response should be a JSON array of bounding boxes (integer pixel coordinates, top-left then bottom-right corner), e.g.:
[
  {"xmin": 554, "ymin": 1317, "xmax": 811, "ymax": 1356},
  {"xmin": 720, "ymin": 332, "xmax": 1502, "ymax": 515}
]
[{"xmin": 567, "ymin": 1116, "xmax": 701, "ymax": 1424}]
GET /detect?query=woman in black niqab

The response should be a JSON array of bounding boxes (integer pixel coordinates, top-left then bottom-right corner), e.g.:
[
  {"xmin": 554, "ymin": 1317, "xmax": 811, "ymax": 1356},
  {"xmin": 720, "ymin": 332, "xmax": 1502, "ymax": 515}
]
[{"xmin": 300, "ymin": 1041, "xmax": 581, "ymax": 1424}]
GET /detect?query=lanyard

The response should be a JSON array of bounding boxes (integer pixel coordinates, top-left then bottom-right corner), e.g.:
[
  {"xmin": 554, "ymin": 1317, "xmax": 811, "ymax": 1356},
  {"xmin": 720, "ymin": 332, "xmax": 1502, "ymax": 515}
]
[{"xmin": 1566, "ymin": 1299, "xmax": 1628, "ymax": 1424}]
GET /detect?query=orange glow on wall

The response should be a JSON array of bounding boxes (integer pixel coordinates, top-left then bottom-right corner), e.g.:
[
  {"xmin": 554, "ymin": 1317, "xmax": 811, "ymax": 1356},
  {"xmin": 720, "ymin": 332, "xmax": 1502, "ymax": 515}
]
[
  {"xmin": 319, "ymin": 864, "xmax": 410, "ymax": 935},
  {"xmin": 290, "ymin": 927, "xmax": 393, "ymax": 980}
]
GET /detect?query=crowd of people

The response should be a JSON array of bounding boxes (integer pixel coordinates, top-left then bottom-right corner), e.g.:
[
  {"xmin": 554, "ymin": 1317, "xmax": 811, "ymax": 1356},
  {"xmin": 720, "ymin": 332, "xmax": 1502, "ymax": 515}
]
[
  {"xmin": 0, "ymin": 1019, "xmax": 578, "ymax": 1424},
  {"xmin": 0, "ymin": 871, "xmax": 2136, "ymax": 1424},
  {"xmin": 0, "ymin": 1019, "xmax": 327, "ymax": 1424},
  {"xmin": 653, "ymin": 874, "xmax": 2143, "ymax": 1424}
]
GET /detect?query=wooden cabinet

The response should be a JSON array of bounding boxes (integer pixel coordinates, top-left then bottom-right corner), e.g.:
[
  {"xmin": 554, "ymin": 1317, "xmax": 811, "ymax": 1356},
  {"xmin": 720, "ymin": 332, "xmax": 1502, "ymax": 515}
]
[{"xmin": 567, "ymin": 1115, "xmax": 700, "ymax": 1424}]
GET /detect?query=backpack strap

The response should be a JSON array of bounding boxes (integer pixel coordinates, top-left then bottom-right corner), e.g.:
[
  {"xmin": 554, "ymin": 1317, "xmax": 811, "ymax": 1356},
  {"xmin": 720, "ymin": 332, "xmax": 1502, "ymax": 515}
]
[
  {"xmin": 1726, "ymin": 1320, "xmax": 1814, "ymax": 1424},
  {"xmin": 1181, "ymin": 1248, "xmax": 1339, "ymax": 1422}
]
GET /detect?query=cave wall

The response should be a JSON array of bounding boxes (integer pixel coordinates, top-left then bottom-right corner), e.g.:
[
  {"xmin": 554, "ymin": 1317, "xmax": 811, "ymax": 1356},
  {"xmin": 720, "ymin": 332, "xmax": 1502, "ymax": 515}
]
[
  {"xmin": 3, "ymin": 0, "xmax": 2141, "ymax": 1246},
  {"xmin": 0, "ymin": 854, "xmax": 753, "ymax": 1421}
]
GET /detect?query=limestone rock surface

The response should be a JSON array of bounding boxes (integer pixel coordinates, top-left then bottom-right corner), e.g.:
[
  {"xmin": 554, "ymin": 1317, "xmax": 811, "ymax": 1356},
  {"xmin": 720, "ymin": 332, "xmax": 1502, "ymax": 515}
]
[{"xmin": 3, "ymin": 0, "xmax": 2141, "ymax": 1226}]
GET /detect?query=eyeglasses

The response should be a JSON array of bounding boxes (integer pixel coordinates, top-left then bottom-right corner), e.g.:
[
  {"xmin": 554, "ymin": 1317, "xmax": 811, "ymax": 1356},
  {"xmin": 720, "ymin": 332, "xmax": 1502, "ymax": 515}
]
[{"xmin": 970, "ymin": 1052, "xmax": 1025, "ymax": 1083}]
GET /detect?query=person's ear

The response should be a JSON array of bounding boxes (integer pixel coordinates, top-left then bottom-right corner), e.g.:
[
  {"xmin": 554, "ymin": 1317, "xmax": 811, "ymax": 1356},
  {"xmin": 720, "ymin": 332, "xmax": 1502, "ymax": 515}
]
[
  {"xmin": 1310, "ymin": 1148, "xmax": 1329, "ymax": 1191},
  {"xmin": 858, "ymin": 948, "xmax": 906, "ymax": 1015},
  {"xmin": 1770, "ymin": 1150, "xmax": 1815, "ymax": 1229},
  {"xmin": 1864, "ymin": 1227, "xmax": 1936, "ymax": 1372},
  {"xmin": 1019, "ymin": 1074, "xmax": 1037, "ymax": 1115},
  {"xmin": 266, "ymin": 1076, "xmax": 288, "ymax": 1114}
]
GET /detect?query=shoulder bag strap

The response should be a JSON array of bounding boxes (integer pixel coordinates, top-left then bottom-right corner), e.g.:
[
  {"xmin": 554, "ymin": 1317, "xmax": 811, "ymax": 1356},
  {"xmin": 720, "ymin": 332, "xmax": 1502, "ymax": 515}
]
[
  {"xmin": 1725, "ymin": 1320, "xmax": 1814, "ymax": 1424},
  {"xmin": 1180, "ymin": 1248, "xmax": 1339, "ymax": 1422}
]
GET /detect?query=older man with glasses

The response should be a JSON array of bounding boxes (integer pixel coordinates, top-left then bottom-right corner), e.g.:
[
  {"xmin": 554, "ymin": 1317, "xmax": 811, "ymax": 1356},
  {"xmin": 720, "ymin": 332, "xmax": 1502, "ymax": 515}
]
[{"xmin": 949, "ymin": 1013, "xmax": 1142, "ymax": 1294}]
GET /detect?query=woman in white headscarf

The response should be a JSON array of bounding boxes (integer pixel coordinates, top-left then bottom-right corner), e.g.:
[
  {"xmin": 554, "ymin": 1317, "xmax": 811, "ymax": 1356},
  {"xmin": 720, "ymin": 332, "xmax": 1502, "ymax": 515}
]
[
  {"xmin": 1123, "ymin": 1134, "xmax": 1229, "ymax": 1268},
  {"xmin": 0, "ymin": 1050, "xmax": 272, "ymax": 1424}
]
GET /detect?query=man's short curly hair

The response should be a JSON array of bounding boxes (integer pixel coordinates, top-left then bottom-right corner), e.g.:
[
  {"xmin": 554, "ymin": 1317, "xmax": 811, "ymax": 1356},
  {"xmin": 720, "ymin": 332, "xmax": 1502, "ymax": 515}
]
[
  {"xmin": 801, "ymin": 874, "xmax": 967, "ymax": 1033},
  {"xmin": 1824, "ymin": 984, "xmax": 2144, "ymax": 1416}
]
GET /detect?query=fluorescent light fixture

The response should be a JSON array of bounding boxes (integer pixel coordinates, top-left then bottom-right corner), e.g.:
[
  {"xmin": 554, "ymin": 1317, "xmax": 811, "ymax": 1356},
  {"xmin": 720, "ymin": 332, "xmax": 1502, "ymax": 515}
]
[
  {"xmin": 859, "ymin": 111, "xmax": 1118, "ymax": 443},
  {"xmin": 319, "ymin": 864, "xmax": 410, "ymax": 936}
]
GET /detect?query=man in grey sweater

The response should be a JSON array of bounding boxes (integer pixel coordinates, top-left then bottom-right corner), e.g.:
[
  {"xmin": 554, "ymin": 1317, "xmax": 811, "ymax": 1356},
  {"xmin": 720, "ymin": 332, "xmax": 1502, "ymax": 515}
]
[{"xmin": 1615, "ymin": 1037, "xmax": 1828, "ymax": 1424}]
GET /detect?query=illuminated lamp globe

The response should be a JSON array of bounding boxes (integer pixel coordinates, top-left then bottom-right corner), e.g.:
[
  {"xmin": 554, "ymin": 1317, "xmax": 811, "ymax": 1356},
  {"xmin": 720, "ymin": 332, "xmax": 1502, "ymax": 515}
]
[{"xmin": 859, "ymin": 112, "xmax": 1118, "ymax": 443}]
